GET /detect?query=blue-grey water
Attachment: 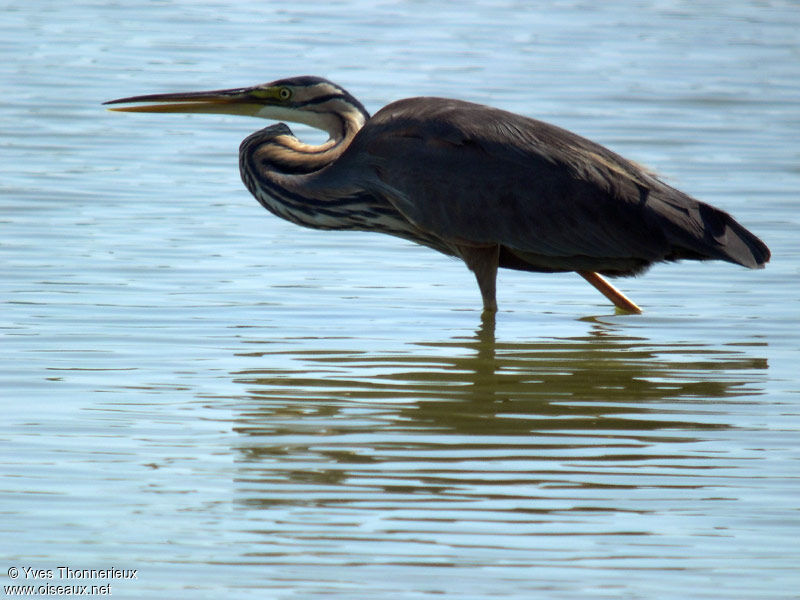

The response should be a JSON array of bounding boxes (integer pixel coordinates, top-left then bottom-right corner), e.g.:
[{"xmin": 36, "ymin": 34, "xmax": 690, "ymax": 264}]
[{"xmin": 2, "ymin": 1, "xmax": 799, "ymax": 598}]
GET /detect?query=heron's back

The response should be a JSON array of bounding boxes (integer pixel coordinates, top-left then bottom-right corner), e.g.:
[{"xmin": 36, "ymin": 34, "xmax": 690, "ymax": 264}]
[{"xmin": 357, "ymin": 96, "xmax": 770, "ymax": 275}]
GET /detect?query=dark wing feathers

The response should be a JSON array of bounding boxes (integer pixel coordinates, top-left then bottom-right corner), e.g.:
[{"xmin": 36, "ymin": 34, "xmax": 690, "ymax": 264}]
[
  {"xmin": 355, "ymin": 97, "xmax": 769, "ymax": 274},
  {"xmin": 645, "ymin": 191, "xmax": 770, "ymax": 268}
]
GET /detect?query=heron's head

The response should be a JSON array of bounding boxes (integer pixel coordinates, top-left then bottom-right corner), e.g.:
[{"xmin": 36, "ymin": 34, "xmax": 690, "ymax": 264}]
[{"xmin": 105, "ymin": 75, "xmax": 369, "ymax": 137}]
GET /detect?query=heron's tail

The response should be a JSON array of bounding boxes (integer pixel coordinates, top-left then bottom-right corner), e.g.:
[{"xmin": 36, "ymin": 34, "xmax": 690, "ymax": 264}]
[{"xmin": 650, "ymin": 189, "xmax": 771, "ymax": 269}]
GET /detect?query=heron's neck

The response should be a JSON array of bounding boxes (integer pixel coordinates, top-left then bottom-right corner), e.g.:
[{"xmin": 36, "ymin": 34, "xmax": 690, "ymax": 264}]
[
  {"xmin": 245, "ymin": 105, "xmax": 364, "ymax": 166},
  {"xmin": 238, "ymin": 109, "xmax": 371, "ymax": 229}
]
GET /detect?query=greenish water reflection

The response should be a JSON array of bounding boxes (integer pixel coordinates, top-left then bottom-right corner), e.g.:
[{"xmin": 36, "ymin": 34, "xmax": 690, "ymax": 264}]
[
  {"xmin": 232, "ymin": 317, "xmax": 766, "ymax": 434},
  {"xmin": 229, "ymin": 318, "xmax": 767, "ymax": 507}
]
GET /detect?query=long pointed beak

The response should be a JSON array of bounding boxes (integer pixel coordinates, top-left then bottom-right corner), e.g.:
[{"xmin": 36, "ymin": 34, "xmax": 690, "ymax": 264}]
[{"xmin": 103, "ymin": 87, "xmax": 264, "ymax": 117}]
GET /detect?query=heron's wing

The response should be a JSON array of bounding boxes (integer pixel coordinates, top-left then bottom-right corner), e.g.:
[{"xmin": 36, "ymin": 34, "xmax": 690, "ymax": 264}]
[
  {"xmin": 353, "ymin": 97, "xmax": 768, "ymax": 273},
  {"xmin": 355, "ymin": 98, "xmax": 667, "ymax": 270}
]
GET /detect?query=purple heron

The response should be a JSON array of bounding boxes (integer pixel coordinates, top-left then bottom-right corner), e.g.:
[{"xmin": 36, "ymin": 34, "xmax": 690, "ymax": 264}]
[{"xmin": 106, "ymin": 76, "xmax": 770, "ymax": 314}]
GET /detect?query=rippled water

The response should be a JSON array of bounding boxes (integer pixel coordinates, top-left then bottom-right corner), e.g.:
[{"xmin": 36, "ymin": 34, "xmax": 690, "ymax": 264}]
[{"xmin": 2, "ymin": 1, "xmax": 799, "ymax": 598}]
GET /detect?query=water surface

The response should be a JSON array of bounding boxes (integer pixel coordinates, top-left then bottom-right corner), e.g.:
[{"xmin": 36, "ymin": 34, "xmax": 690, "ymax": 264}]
[{"xmin": 2, "ymin": 1, "xmax": 799, "ymax": 598}]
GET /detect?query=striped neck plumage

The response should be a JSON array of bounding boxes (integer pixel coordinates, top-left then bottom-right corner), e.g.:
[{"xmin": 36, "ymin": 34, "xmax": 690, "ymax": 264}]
[{"xmin": 238, "ymin": 94, "xmax": 374, "ymax": 229}]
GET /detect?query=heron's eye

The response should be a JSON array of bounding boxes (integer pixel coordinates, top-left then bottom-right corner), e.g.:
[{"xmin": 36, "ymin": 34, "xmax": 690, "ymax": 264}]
[{"xmin": 279, "ymin": 87, "xmax": 292, "ymax": 101}]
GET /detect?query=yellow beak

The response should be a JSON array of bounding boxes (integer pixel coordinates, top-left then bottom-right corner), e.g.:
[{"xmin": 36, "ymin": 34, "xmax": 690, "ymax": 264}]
[{"xmin": 103, "ymin": 87, "xmax": 264, "ymax": 117}]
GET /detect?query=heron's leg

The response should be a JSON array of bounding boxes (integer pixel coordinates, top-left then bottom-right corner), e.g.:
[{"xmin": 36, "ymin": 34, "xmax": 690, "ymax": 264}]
[
  {"xmin": 458, "ymin": 244, "xmax": 500, "ymax": 313},
  {"xmin": 577, "ymin": 271, "xmax": 642, "ymax": 314}
]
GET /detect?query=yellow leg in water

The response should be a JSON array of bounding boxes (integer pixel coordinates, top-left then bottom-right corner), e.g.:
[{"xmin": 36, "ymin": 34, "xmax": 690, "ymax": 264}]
[{"xmin": 578, "ymin": 271, "xmax": 642, "ymax": 314}]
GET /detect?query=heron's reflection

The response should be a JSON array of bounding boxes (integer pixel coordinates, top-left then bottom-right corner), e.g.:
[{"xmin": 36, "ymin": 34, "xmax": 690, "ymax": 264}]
[
  {"xmin": 228, "ymin": 318, "xmax": 767, "ymax": 515},
  {"xmin": 230, "ymin": 316, "xmax": 767, "ymax": 440}
]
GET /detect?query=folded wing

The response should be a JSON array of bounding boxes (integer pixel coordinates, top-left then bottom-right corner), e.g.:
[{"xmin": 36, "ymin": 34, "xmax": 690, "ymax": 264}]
[{"xmin": 352, "ymin": 97, "xmax": 769, "ymax": 275}]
